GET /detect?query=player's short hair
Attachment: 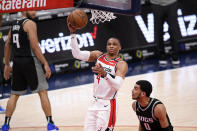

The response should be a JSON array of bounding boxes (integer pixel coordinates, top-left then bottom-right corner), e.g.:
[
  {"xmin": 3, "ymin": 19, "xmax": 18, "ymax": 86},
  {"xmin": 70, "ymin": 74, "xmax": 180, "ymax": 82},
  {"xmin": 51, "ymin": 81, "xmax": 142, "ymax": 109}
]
[
  {"xmin": 107, "ymin": 37, "xmax": 121, "ymax": 47},
  {"xmin": 136, "ymin": 80, "xmax": 152, "ymax": 97}
]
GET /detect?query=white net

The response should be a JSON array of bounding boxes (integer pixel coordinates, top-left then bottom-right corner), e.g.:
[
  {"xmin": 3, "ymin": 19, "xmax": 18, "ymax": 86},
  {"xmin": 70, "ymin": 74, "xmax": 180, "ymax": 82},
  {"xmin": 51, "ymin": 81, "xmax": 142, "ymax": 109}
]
[{"xmin": 90, "ymin": 9, "xmax": 117, "ymax": 24}]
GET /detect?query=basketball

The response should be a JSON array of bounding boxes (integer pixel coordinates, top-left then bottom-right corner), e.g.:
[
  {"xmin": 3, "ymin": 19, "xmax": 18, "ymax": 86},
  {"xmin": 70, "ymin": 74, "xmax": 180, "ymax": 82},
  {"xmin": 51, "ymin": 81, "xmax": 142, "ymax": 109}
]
[{"xmin": 67, "ymin": 9, "xmax": 88, "ymax": 29}]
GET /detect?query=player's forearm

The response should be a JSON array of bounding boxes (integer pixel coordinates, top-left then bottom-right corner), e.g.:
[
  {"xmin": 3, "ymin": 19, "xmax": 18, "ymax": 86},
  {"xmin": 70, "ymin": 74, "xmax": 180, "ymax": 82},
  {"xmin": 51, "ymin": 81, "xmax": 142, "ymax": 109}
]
[
  {"xmin": 139, "ymin": 124, "xmax": 144, "ymax": 131},
  {"xmin": 4, "ymin": 43, "xmax": 11, "ymax": 65},
  {"xmin": 71, "ymin": 34, "xmax": 90, "ymax": 61},
  {"xmin": 104, "ymin": 73, "xmax": 124, "ymax": 90},
  {"xmin": 33, "ymin": 46, "xmax": 48, "ymax": 65},
  {"xmin": 161, "ymin": 126, "xmax": 173, "ymax": 131},
  {"xmin": 160, "ymin": 120, "xmax": 172, "ymax": 131}
]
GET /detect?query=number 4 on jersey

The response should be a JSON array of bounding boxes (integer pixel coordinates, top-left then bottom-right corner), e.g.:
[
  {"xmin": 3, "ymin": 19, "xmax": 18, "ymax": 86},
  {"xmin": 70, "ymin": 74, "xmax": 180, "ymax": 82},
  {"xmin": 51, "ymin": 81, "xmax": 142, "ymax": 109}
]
[{"xmin": 97, "ymin": 74, "xmax": 101, "ymax": 84}]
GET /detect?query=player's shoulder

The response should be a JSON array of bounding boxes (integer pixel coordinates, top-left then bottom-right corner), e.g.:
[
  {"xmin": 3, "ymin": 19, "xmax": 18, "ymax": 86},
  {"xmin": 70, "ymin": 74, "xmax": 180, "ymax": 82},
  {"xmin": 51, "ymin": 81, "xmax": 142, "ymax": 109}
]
[
  {"xmin": 117, "ymin": 60, "xmax": 127, "ymax": 64},
  {"xmin": 23, "ymin": 19, "xmax": 36, "ymax": 31},
  {"xmin": 24, "ymin": 19, "xmax": 36, "ymax": 26},
  {"xmin": 155, "ymin": 103, "xmax": 165, "ymax": 110},
  {"xmin": 116, "ymin": 60, "xmax": 128, "ymax": 68},
  {"xmin": 153, "ymin": 102, "xmax": 168, "ymax": 120},
  {"xmin": 116, "ymin": 56, "xmax": 127, "ymax": 64},
  {"xmin": 154, "ymin": 102, "xmax": 166, "ymax": 116},
  {"xmin": 152, "ymin": 98, "xmax": 163, "ymax": 109}
]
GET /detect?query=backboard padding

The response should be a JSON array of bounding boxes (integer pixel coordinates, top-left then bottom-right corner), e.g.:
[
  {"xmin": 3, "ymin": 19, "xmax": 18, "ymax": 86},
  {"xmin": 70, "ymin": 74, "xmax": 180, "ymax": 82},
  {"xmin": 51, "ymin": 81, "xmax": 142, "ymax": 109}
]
[{"xmin": 77, "ymin": 0, "xmax": 141, "ymax": 15}]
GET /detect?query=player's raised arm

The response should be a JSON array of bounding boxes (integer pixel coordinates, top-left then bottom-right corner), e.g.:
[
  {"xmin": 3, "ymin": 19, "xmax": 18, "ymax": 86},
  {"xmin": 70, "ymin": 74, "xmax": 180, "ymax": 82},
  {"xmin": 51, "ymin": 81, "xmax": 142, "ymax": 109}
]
[
  {"xmin": 67, "ymin": 19, "xmax": 102, "ymax": 62},
  {"xmin": 70, "ymin": 33, "xmax": 102, "ymax": 62}
]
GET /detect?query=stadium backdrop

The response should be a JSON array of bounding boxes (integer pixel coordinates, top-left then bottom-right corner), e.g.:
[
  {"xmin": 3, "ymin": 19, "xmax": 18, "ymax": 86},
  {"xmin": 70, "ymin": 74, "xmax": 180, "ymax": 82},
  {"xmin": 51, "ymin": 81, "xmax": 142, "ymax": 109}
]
[{"xmin": 0, "ymin": 3, "xmax": 197, "ymax": 74}]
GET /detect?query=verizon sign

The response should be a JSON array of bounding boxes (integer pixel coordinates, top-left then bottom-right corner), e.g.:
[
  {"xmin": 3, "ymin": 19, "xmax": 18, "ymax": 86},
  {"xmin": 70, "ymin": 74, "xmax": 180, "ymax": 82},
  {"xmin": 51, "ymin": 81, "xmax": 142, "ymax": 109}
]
[{"xmin": 0, "ymin": 0, "xmax": 74, "ymax": 13}]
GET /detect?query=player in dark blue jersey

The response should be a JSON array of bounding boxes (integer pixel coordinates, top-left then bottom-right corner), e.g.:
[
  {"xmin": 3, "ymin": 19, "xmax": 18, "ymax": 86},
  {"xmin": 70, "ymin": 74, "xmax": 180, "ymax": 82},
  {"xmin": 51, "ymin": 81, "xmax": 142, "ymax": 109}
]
[
  {"xmin": 1, "ymin": 11, "xmax": 58, "ymax": 131},
  {"xmin": 132, "ymin": 80, "xmax": 173, "ymax": 131}
]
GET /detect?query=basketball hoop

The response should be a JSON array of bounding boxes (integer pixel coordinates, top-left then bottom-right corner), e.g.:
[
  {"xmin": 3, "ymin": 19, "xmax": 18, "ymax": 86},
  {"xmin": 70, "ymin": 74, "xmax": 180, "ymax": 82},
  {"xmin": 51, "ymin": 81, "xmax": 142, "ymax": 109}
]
[{"xmin": 90, "ymin": 9, "xmax": 117, "ymax": 24}]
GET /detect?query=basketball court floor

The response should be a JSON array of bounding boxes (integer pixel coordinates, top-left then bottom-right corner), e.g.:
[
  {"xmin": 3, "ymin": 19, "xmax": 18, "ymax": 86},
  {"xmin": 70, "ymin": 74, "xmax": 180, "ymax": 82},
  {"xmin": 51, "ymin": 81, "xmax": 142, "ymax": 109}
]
[{"xmin": 0, "ymin": 52, "xmax": 197, "ymax": 131}]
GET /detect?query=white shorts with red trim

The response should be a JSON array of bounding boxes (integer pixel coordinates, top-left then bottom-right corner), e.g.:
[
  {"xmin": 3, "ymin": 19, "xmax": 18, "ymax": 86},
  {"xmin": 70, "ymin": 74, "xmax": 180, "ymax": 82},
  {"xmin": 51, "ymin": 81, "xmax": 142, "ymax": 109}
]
[{"xmin": 84, "ymin": 98, "xmax": 117, "ymax": 131}]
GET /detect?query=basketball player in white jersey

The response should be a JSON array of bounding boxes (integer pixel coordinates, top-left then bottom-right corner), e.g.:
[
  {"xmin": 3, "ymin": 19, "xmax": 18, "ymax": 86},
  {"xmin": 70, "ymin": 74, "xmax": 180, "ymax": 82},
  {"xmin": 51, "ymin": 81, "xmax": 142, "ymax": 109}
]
[{"xmin": 67, "ymin": 23, "xmax": 128, "ymax": 131}]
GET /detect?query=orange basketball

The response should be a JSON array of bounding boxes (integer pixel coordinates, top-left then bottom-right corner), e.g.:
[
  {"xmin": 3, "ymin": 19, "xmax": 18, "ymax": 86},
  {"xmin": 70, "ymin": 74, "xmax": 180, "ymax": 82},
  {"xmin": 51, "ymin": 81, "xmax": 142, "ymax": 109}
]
[{"xmin": 67, "ymin": 9, "xmax": 88, "ymax": 29}]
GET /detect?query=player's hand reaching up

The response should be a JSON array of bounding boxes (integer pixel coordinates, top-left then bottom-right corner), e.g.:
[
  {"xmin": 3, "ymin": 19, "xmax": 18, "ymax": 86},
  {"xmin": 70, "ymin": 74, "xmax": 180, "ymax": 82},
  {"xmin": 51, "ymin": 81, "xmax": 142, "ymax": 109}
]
[
  {"xmin": 92, "ymin": 63, "xmax": 107, "ymax": 77},
  {"xmin": 67, "ymin": 9, "xmax": 88, "ymax": 33},
  {"xmin": 67, "ymin": 22, "xmax": 76, "ymax": 33},
  {"xmin": 44, "ymin": 63, "xmax": 51, "ymax": 79}
]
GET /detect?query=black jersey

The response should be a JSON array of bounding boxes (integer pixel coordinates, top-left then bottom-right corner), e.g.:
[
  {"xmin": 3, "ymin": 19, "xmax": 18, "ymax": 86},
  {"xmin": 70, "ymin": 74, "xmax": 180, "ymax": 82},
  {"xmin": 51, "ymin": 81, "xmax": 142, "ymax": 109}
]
[
  {"xmin": 135, "ymin": 98, "xmax": 173, "ymax": 131},
  {"xmin": 9, "ymin": 17, "xmax": 49, "ymax": 94},
  {"xmin": 10, "ymin": 17, "xmax": 35, "ymax": 57}
]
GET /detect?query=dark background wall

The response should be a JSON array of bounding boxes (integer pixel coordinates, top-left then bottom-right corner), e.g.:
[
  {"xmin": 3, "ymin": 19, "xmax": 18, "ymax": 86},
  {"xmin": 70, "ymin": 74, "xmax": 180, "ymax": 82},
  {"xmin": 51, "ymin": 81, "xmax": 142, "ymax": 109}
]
[{"xmin": 1, "ymin": 2, "xmax": 197, "ymax": 73}]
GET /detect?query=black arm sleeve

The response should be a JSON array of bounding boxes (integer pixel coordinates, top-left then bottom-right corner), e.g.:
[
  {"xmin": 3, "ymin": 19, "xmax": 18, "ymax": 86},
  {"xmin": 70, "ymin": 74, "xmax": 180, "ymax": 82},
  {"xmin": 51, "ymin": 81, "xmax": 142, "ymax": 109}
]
[{"xmin": 162, "ymin": 125, "xmax": 173, "ymax": 131}]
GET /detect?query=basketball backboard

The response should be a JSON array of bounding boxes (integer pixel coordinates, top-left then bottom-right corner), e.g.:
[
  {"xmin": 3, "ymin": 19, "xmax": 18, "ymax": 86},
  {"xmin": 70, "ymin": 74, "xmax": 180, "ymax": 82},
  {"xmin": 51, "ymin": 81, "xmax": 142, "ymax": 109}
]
[{"xmin": 76, "ymin": 0, "xmax": 141, "ymax": 15}]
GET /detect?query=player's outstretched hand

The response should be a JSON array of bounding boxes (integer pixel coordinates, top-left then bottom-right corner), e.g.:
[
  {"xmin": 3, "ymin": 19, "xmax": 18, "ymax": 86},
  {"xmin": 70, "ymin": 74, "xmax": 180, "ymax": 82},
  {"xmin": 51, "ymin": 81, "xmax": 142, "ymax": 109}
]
[
  {"xmin": 67, "ymin": 22, "xmax": 76, "ymax": 33},
  {"xmin": 92, "ymin": 63, "xmax": 107, "ymax": 77},
  {"xmin": 4, "ymin": 65, "xmax": 12, "ymax": 80},
  {"xmin": 44, "ymin": 63, "xmax": 51, "ymax": 79}
]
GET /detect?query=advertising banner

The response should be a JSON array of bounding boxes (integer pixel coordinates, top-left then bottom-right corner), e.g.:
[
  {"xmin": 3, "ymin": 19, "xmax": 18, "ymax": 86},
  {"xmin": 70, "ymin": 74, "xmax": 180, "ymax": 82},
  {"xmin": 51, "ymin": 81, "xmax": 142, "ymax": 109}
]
[
  {"xmin": 0, "ymin": 0, "xmax": 73, "ymax": 13},
  {"xmin": 1, "ymin": 2, "xmax": 197, "ymax": 73}
]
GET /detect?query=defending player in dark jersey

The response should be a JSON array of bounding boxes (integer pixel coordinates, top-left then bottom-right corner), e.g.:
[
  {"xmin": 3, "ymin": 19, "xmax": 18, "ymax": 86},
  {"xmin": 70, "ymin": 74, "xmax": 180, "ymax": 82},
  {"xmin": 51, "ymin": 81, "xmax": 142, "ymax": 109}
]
[
  {"xmin": 1, "ymin": 11, "xmax": 58, "ymax": 131},
  {"xmin": 132, "ymin": 80, "xmax": 173, "ymax": 131}
]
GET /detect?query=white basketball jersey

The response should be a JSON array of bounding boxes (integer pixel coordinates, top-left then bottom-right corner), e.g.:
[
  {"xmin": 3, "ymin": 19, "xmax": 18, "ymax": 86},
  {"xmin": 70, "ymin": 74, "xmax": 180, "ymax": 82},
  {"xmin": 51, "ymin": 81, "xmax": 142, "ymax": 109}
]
[{"xmin": 93, "ymin": 54, "xmax": 122, "ymax": 99}]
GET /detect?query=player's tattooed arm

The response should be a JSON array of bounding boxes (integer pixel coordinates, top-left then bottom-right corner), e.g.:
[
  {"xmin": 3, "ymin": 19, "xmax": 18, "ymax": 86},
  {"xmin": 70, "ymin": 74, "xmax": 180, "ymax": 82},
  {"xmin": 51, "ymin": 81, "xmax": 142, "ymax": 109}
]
[{"xmin": 154, "ymin": 104, "xmax": 169, "ymax": 128}]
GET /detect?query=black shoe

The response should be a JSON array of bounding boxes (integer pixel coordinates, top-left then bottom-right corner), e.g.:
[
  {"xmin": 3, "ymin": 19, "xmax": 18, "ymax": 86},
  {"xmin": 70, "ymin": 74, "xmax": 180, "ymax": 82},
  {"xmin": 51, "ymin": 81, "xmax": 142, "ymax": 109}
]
[
  {"xmin": 159, "ymin": 55, "xmax": 167, "ymax": 65},
  {"xmin": 171, "ymin": 55, "xmax": 180, "ymax": 65}
]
